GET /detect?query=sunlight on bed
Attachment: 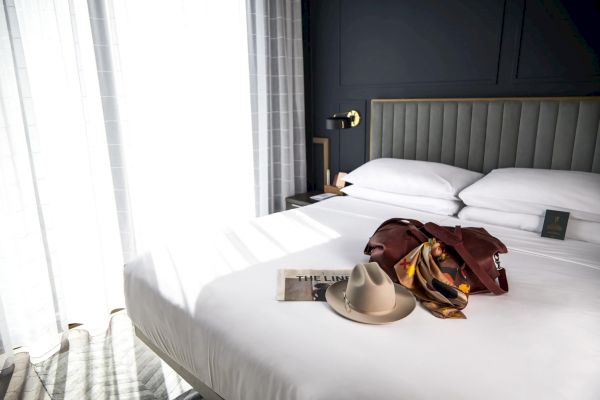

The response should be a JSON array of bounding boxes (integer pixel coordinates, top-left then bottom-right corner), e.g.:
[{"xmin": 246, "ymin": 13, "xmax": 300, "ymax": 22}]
[
  {"xmin": 142, "ymin": 209, "xmax": 341, "ymax": 314},
  {"xmin": 216, "ymin": 210, "xmax": 341, "ymax": 270}
]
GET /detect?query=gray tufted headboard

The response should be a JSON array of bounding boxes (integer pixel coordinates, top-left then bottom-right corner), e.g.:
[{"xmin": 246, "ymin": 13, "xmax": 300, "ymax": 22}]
[{"xmin": 369, "ymin": 97, "xmax": 600, "ymax": 173}]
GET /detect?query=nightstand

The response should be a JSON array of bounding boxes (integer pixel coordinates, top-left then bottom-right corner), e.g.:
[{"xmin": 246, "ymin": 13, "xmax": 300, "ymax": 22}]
[{"xmin": 285, "ymin": 192, "xmax": 327, "ymax": 210}]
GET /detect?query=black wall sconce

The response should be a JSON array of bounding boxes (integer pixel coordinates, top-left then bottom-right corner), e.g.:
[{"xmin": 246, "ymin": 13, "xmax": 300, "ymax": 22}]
[{"xmin": 325, "ymin": 110, "xmax": 361, "ymax": 130}]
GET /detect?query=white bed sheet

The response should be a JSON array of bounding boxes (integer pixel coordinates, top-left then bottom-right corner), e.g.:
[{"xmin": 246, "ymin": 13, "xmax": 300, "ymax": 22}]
[{"xmin": 124, "ymin": 197, "xmax": 600, "ymax": 400}]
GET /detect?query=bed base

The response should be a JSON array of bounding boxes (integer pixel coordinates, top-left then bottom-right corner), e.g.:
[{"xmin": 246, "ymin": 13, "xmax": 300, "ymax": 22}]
[{"xmin": 134, "ymin": 327, "xmax": 225, "ymax": 400}]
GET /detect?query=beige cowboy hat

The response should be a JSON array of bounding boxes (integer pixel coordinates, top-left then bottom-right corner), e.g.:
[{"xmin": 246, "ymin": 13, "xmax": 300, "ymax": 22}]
[{"xmin": 326, "ymin": 262, "xmax": 416, "ymax": 324}]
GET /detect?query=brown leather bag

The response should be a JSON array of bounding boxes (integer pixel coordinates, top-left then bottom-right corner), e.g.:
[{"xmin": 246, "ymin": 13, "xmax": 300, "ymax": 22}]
[{"xmin": 364, "ymin": 218, "xmax": 509, "ymax": 295}]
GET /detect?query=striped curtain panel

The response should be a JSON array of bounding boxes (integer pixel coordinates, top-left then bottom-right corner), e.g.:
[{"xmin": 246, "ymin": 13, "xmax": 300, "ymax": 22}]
[{"xmin": 247, "ymin": 0, "xmax": 307, "ymax": 214}]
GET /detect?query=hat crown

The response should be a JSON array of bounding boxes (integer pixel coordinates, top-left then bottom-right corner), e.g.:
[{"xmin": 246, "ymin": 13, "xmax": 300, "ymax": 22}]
[{"xmin": 345, "ymin": 262, "xmax": 396, "ymax": 313}]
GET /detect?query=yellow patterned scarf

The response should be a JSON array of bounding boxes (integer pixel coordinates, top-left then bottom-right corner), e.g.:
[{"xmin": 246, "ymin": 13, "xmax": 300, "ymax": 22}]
[{"xmin": 394, "ymin": 239, "xmax": 469, "ymax": 319}]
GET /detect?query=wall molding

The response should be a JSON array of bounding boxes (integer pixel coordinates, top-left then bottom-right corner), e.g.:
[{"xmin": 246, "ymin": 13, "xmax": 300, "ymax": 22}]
[
  {"xmin": 337, "ymin": 0, "xmax": 507, "ymax": 88},
  {"xmin": 513, "ymin": 0, "xmax": 600, "ymax": 83},
  {"xmin": 306, "ymin": 0, "xmax": 600, "ymax": 190}
]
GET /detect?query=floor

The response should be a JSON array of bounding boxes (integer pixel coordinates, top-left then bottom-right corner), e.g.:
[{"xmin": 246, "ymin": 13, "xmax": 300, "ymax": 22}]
[
  {"xmin": 1, "ymin": 352, "xmax": 51, "ymax": 400},
  {"xmin": 0, "ymin": 312, "xmax": 202, "ymax": 400}
]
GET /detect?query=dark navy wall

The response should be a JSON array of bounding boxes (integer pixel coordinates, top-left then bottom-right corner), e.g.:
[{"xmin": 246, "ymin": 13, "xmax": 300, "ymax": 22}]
[{"xmin": 303, "ymin": 0, "xmax": 600, "ymax": 190}]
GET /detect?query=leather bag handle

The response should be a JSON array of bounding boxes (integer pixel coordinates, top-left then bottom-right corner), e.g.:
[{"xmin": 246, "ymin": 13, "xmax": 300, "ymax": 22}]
[
  {"xmin": 372, "ymin": 218, "xmax": 424, "ymax": 232},
  {"xmin": 407, "ymin": 224, "xmax": 429, "ymax": 243},
  {"xmin": 364, "ymin": 218, "xmax": 428, "ymax": 255},
  {"xmin": 453, "ymin": 242, "xmax": 508, "ymax": 295},
  {"xmin": 424, "ymin": 223, "xmax": 508, "ymax": 295},
  {"xmin": 424, "ymin": 223, "xmax": 462, "ymax": 245}
]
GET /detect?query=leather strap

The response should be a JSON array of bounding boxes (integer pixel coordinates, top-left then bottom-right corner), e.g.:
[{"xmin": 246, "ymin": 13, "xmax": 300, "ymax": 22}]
[
  {"xmin": 424, "ymin": 223, "xmax": 508, "ymax": 295},
  {"xmin": 453, "ymin": 242, "xmax": 507, "ymax": 295},
  {"xmin": 379, "ymin": 218, "xmax": 428, "ymax": 242},
  {"xmin": 423, "ymin": 223, "xmax": 462, "ymax": 246},
  {"xmin": 407, "ymin": 224, "xmax": 429, "ymax": 243},
  {"xmin": 497, "ymin": 267, "xmax": 509, "ymax": 292},
  {"xmin": 372, "ymin": 218, "xmax": 424, "ymax": 232},
  {"xmin": 365, "ymin": 218, "xmax": 428, "ymax": 254}
]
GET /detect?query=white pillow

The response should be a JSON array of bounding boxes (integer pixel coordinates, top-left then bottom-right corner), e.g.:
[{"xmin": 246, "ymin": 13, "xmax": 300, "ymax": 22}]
[
  {"xmin": 459, "ymin": 168, "xmax": 600, "ymax": 222},
  {"xmin": 341, "ymin": 185, "xmax": 462, "ymax": 215},
  {"xmin": 459, "ymin": 206, "xmax": 544, "ymax": 231},
  {"xmin": 344, "ymin": 158, "xmax": 483, "ymax": 200},
  {"xmin": 458, "ymin": 206, "xmax": 600, "ymax": 244}
]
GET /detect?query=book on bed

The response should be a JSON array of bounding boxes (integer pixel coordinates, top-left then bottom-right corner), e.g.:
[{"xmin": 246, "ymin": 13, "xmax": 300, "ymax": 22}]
[{"xmin": 276, "ymin": 269, "xmax": 351, "ymax": 301}]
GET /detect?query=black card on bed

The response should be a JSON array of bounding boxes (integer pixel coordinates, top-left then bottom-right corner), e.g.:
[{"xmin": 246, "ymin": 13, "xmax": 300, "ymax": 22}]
[{"xmin": 541, "ymin": 210, "xmax": 570, "ymax": 240}]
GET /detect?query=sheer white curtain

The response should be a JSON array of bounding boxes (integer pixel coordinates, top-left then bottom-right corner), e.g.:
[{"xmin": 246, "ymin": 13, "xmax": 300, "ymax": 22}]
[
  {"xmin": 0, "ymin": 0, "xmax": 255, "ymax": 371},
  {"xmin": 0, "ymin": 0, "xmax": 303, "ymax": 372},
  {"xmin": 102, "ymin": 0, "xmax": 256, "ymax": 250},
  {"xmin": 0, "ymin": 0, "xmax": 123, "ymax": 366}
]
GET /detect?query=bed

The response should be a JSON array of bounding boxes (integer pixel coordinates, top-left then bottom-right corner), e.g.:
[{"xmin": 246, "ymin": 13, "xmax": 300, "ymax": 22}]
[{"xmin": 124, "ymin": 97, "xmax": 600, "ymax": 400}]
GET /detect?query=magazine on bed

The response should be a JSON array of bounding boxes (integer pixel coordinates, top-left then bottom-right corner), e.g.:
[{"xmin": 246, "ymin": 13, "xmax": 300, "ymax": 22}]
[{"xmin": 277, "ymin": 269, "xmax": 352, "ymax": 301}]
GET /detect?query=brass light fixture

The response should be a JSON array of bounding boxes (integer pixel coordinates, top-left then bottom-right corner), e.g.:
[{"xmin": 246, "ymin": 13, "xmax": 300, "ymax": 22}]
[{"xmin": 325, "ymin": 110, "xmax": 361, "ymax": 129}]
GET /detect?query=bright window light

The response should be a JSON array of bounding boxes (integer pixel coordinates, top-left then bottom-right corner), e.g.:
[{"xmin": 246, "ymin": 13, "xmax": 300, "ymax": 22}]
[{"xmin": 108, "ymin": 0, "xmax": 255, "ymax": 247}]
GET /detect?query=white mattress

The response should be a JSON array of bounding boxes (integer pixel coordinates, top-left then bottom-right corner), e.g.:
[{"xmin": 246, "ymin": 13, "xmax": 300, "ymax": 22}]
[{"xmin": 124, "ymin": 197, "xmax": 600, "ymax": 400}]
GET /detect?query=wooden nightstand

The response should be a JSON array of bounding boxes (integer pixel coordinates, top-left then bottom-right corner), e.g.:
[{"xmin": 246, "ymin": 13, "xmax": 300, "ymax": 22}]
[{"xmin": 285, "ymin": 192, "xmax": 334, "ymax": 210}]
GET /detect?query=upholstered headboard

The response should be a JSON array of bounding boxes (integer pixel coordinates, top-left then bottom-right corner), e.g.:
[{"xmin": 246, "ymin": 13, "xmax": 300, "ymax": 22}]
[{"xmin": 369, "ymin": 97, "xmax": 600, "ymax": 173}]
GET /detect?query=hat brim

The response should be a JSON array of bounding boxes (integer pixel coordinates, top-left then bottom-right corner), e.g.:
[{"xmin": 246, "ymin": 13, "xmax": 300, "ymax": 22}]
[{"xmin": 325, "ymin": 280, "xmax": 416, "ymax": 324}]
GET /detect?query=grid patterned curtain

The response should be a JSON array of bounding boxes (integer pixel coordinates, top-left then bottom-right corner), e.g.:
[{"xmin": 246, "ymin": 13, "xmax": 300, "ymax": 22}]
[{"xmin": 247, "ymin": 0, "xmax": 307, "ymax": 214}]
